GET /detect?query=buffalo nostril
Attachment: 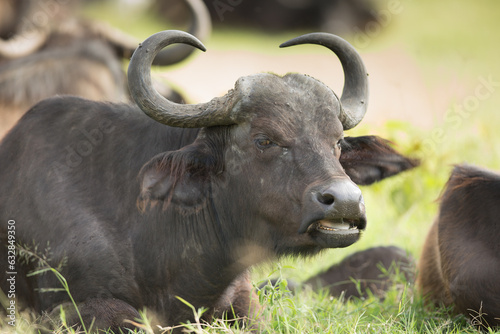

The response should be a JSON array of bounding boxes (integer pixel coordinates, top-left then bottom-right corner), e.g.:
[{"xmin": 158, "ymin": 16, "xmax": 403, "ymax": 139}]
[
  {"xmin": 317, "ymin": 192, "xmax": 335, "ymax": 206},
  {"xmin": 313, "ymin": 180, "xmax": 364, "ymax": 217}
]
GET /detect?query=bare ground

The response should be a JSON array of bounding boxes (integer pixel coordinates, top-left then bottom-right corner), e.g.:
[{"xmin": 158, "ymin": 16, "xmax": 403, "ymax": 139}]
[
  {"xmin": 0, "ymin": 46, "xmax": 465, "ymax": 140},
  {"xmin": 164, "ymin": 46, "xmax": 467, "ymax": 130}
]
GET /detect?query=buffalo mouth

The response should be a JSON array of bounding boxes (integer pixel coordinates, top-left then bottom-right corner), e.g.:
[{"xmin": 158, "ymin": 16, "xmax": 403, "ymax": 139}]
[{"xmin": 308, "ymin": 218, "xmax": 366, "ymax": 248}]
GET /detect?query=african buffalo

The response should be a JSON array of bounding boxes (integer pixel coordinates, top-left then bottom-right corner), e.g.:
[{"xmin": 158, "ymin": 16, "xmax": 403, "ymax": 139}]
[
  {"xmin": 0, "ymin": 0, "xmax": 211, "ymax": 138},
  {"xmin": 157, "ymin": 0, "xmax": 379, "ymax": 35},
  {"xmin": 305, "ymin": 246, "xmax": 415, "ymax": 299},
  {"xmin": 417, "ymin": 164, "xmax": 500, "ymax": 328},
  {"xmin": 0, "ymin": 30, "xmax": 417, "ymax": 332}
]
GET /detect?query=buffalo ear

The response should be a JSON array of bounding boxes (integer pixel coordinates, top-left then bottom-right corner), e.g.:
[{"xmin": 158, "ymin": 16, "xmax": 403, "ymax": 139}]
[
  {"xmin": 138, "ymin": 144, "xmax": 216, "ymax": 210},
  {"xmin": 340, "ymin": 136, "xmax": 419, "ymax": 186}
]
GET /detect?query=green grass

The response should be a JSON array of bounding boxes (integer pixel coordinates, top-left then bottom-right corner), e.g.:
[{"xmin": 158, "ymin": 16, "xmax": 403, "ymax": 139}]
[{"xmin": 3, "ymin": 0, "xmax": 500, "ymax": 333}]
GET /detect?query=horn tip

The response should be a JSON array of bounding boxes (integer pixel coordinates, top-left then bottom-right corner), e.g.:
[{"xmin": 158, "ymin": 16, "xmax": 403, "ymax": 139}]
[
  {"xmin": 279, "ymin": 41, "xmax": 292, "ymax": 49},
  {"xmin": 280, "ymin": 32, "xmax": 333, "ymax": 49},
  {"xmin": 279, "ymin": 38, "xmax": 301, "ymax": 49}
]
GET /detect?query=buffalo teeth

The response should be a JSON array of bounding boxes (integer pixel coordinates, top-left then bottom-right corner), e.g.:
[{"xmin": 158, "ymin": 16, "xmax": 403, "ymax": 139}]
[{"xmin": 318, "ymin": 219, "xmax": 353, "ymax": 231}]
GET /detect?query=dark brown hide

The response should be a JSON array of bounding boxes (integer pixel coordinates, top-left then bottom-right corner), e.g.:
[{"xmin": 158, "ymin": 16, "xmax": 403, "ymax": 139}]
[
  {"xmin": 417, "ymin": 164, "xmax": 500, "ymax": 328},
  {"xmin": 162, "ymin": 0, "xmax": 379, "ymax": 34},
  {"xmin": 340, "ymin": 136, "xmax": 419, "ymax": 185},
  {"xmin": 47, "ymin": 298, "xmax": 141, "ymax": 333},
  {"xmin": 305, "ymin": 246, "xmax": 415, "ymax": 299}
]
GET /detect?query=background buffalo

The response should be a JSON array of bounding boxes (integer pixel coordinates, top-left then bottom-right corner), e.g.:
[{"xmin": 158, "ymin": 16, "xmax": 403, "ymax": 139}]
[
  {"xmin": 417, "ymin": 164, "xmax": 500, "ymax": 328},
  {"xmin": 156, "ymin": 0, "xmax": 380, "ymax": 34},
  {"xmin": 304, "ymin": 246, "xmax": 415, "ymax": 300},
  {"xmin": 0, "ymin": 0, "xmax": 211, "ymax": 138}
]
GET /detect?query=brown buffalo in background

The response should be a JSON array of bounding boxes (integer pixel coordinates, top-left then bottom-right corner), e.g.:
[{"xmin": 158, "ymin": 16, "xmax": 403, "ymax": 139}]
[
  {"xmin": 156, "ymin": 0, "xmax": 380, "ymax": 35},
  {"xmin": 417, "ymin": 164, "xmax": 500, "ymax": 328},
  {"xmin": 0, "ymin": 0, "xmax": 211, "ymax": 138},
  {"xmin": 305, "ymin": 246, "xmax": 415, "ymax": 299}
]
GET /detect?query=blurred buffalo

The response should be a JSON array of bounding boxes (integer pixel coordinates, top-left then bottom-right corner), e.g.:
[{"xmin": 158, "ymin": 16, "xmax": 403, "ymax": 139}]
[{"xmin": 155, "ymin": 0, "xmax": 381, "ymax": 35}]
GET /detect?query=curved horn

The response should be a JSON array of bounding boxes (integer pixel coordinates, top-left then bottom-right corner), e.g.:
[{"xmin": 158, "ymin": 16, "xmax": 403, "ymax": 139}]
[
  {"xmin": 128, "ymin": 30, "xmax": 238, "ymax": 128},
  {"xmin": 90, "ymin": 0, "xmax": 211, "ymax": 65},
  {"xmin": 0, "ymin": 29, "xmax": 49, "ymax": 59},
  {"xmin": 280, "ymin": 33, "xmax": 369, "ymax": 130},
  {"xmin": 152, "ymin": 0, "xmax": 212, "ymax": 66},
  {"xmin": 84, "ymin": 20, "xmax": 142, "ymax": 59}
]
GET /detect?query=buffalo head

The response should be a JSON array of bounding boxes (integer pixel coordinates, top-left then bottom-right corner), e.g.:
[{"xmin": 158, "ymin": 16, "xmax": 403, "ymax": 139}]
[{"xmin": 128, "ymin": 30, "xmax": 380, "ymax": 253}]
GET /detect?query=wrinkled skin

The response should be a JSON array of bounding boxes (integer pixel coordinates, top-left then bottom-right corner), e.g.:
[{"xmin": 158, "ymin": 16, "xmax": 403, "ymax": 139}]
[{"xmin": 203, "ymin": 74, "xmax": 360, "ymax": 255}]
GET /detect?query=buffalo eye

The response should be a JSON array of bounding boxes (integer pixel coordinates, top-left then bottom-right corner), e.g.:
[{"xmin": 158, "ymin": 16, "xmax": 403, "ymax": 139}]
[
  {"xmin": 332, "ymin": 139, "xmax": 343, "ymax": 157},
  {"xmin": 255, "ymin": 138, "xmax": 276, "ymax": 150}
]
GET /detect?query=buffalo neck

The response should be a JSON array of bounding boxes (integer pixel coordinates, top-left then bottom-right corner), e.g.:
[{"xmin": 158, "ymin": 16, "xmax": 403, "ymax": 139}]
[{"xmin": 130, "ymin": 190, "xmax": 260, "ymax": 324}]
